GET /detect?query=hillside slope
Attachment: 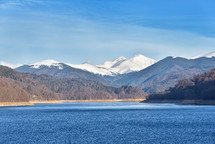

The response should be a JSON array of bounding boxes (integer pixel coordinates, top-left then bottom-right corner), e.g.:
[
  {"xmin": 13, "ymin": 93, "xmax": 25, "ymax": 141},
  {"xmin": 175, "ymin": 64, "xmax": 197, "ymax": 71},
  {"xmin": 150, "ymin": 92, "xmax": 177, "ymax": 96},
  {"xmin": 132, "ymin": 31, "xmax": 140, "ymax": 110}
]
[
  {"xmin": 24, "ymin": 73, "xmax": 147, "ymax": 100},
  {"xmin": 0, "ymin": 66, "xmax": 61, "ymax": 101},
  {"xmin": 0, "ymin": 78, "xmax": 29, "ymax": 102},
  {"xmin": 0, "ymin": 65, "xmax": 147, "ymax": 102},
  {"xmin": 15, "ymin": 63, "xmax": 111, "ymax": 85},
  {"xmin": 115, "ymin": 57, "xmax": 215, "ymax": 93},
  {"xmin": 145, "ymin": 68, "xmax": 215, "ymax": 103}
]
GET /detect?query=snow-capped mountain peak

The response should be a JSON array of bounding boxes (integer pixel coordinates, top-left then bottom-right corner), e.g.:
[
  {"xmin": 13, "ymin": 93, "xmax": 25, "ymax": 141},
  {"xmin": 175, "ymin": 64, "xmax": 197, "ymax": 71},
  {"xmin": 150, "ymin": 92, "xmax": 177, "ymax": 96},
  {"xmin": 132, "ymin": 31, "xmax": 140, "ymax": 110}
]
[
  {"xmin": 131, "ymin": 54, "xmax": 153, "ymax": 64},
  {"xmin": 98, "ymin": 56, "xmax": 127, "ymax": 69},
  {"xmin": 16, "ymin": 54, "xmax": 157, "ymax": 76},
  {"xmin": 132, "ymin": 54, "xmax": 148, "ymax": 60},
  {"xmin": 108, "ymin": 54, "xmax": 157, "ymax": 74},
  {"xmin": 30, "ymin": 59, "xmax": 63, "ymax": 69},
  {"xmin": 191, "ymin": 51, "xmax": 215, "ymax": 59},
  {"xmin": 66, "ymin": 63, "xmax": 114, "ymax": 76},
  {"xmin": 114, "ymin": 56, "xmax": 127, "ymax": 62},
  {"xmin": 66, "ymin": 54, "xmax": 156, "ymax": 76}
]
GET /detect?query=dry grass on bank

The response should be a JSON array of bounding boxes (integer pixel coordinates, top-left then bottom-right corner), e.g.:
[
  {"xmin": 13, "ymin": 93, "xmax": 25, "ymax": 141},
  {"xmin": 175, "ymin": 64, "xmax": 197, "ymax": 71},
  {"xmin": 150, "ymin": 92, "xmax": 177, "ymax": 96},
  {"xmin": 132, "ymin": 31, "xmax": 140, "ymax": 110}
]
[{"xmin": 0, "ymin": 99, "xmax": 146, "ymax": 107}]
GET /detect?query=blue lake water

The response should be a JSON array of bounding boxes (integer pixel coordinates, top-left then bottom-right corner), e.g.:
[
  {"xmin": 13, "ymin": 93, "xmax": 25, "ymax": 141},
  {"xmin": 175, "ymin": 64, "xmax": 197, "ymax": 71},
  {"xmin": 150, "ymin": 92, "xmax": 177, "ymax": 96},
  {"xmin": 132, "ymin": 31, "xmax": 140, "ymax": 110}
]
[{"xmin": 0, "ymin": 102, "xmax": 215, "ymax": 144}]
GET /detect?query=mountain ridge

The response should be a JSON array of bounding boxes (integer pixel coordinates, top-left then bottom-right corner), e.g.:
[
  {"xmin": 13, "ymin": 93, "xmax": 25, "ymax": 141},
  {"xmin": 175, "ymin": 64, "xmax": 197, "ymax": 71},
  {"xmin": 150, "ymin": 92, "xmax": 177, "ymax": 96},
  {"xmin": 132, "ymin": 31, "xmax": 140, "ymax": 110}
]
[
  {"xmin": 16, "ymin": 63, "xmax": 112, "ymax": 86},
  {"xmin": 190, "ymin": 51, "xmax": 215, "ymax": 59},
  {"xmin": 144, "ymin": 68, "xmax": 215, "ymax": 104},
  {"xmin": 15, "ymin": 54, "xmax": 157, "ymax": 76},
  {"xmin": 114, "ymin": 56, "xmax": 215, "ymax": 93},
  {"xmin": 9, "ymin": 51, "xmax": 215, "ymax": 94}
]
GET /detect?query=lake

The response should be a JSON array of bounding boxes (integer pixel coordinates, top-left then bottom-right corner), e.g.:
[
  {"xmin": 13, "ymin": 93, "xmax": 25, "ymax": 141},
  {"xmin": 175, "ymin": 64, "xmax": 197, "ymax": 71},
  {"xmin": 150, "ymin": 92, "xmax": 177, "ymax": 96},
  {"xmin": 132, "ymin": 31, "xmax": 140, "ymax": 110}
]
[{"xmin": 0, "ymin": 102, "xmax": 215, "ymax": 144}]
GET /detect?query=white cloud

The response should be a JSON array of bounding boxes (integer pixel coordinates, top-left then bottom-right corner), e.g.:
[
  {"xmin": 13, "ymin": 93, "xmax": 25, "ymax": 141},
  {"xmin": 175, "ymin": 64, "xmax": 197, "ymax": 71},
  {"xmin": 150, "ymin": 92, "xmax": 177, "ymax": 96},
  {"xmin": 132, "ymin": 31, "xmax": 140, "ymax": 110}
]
[
  {"xmin": 0, "ymin": 7, "xmax": 215, "ymax": 64},
  {"xmin": 0, "ymin": 0, "xmax": 44, "ymax": 9}
]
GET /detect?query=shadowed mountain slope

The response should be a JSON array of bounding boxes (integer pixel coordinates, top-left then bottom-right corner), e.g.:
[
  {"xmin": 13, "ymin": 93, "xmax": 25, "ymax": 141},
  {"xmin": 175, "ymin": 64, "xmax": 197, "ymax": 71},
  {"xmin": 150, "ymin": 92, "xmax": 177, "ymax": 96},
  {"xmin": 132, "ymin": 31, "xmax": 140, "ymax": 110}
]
[
  {"xmin": 145, "ymin": 68, "xmax": 215, "ymax": 102},
  {"xmin": 114, "ymin": 57, "xmax": 215, "ymax": 93},
  {"xmin": 16, "ymin": 63, "xmax": 112, "ymax": 85}
]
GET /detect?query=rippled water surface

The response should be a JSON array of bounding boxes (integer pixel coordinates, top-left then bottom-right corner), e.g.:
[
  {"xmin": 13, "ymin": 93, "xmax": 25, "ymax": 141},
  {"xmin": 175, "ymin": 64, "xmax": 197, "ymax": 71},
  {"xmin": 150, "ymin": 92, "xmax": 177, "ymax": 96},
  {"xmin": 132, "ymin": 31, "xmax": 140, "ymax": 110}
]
[{"xmin": 0, "ymin": 102, "xmax": 215, "ymax": 144}]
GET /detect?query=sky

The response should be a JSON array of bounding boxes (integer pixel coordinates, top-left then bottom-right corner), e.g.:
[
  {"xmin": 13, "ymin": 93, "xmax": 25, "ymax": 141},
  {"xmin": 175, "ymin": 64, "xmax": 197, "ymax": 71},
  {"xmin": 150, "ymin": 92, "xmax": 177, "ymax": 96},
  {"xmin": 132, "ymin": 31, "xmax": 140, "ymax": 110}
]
[{"xmin": 0, "ymin": 0, "xmax": 215, "ymax": 66}]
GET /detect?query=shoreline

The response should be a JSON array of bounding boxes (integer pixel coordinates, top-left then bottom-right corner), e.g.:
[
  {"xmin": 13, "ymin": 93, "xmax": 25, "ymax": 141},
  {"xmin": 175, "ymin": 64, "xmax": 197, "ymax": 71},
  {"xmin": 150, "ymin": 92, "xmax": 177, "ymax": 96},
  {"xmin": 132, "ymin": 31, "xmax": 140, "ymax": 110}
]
[
  {"xmin": 142, "ymin": 100, "xmax": 215, "ymax": 105},
  {"xmin": 62, "ymin": 99, "xmax": 145, "ymax": 103},
  {"xmin": 0, "ymin": 99, "xmax": 145, "ymax": 107},
  {"xmin": 2, "ymin": 99, "xmax": 215, "ymax": 107},
  {"xmin": 0, "ymin": 102, "xmax": 34, "ymax": 107}
]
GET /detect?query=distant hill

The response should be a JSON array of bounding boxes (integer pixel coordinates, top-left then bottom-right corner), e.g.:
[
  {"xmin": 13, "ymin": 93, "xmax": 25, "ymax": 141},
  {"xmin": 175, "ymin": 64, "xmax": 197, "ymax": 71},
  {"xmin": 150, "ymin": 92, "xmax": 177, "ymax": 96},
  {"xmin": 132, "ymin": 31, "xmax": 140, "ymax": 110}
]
[
  {"xmin": 0, "ymin": 65, "xmax": 147, "ymax": 103},
  {"xmin": 144, "ymin": 68, "xmax": 215, "ymax": 103},
  {"xmin": 114, "ymin": 56, "xmax": 215, "ymax": 93},
  {"xmin": 12, "ymin": 52, "xmax": 215, "ymax": 95},
  {"xmin": 15, "ymin": 62, "xmax": 111, "ymax": 85}
]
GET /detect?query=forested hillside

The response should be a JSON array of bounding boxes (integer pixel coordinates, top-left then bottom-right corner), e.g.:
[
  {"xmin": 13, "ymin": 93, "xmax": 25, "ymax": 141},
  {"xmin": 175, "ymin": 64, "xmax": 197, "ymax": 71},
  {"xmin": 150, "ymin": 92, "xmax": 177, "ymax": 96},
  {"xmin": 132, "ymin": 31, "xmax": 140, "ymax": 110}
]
[
  {"xmin": 0, "ymin": 78, "xmax": 29, "ymax": 102},
  {"xmin": 0, "ymin": 66, "xmax": 147, "ymax": 103},
  {"xmin": 145, "ymin": 68, "xmax": 215, "ymax": 102},
  {"xmin": 0, "ymin": 66, "xmax": 60, "ymax": 101}
]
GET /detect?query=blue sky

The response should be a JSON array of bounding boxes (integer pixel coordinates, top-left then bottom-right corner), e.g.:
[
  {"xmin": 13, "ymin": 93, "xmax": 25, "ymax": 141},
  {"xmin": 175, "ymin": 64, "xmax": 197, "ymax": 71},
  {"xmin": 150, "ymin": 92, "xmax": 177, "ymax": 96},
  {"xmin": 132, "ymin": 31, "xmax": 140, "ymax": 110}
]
[{"xmin": 0, "ymin": 0, "xmax": 215, "ymax": 65}]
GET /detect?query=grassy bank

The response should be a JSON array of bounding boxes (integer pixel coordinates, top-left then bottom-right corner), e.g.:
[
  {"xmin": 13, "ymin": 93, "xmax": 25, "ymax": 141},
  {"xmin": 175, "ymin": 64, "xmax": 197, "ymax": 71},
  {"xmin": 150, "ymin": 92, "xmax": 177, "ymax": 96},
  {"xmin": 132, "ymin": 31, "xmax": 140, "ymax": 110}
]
[
  {"xmin": 29, "ymin": 100, "xmax": 63, "ymax": 104},
  {"xmin": 31, "ymin": 99, "xmax": 146, "ymax": 104},
  {"xmin": 0, "ymin": 102, "xmax": 34, "ymax": 107},
  {"xmin": 0, "ymin": 99, "xmax": 146, "ymax": 107},
  {"xmin": 63, "ymin": 99, "xmax": 145, "ymax": 103}
]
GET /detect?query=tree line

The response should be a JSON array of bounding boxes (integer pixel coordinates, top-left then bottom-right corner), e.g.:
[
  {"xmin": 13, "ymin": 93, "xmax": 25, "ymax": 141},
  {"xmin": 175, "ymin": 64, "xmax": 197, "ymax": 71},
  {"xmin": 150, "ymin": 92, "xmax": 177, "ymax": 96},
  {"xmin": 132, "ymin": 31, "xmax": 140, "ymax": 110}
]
[
  {"xmin": 0, "ymin": 65, "xmax": 147, "ymax": 102},
  {"xmin": 146, "ymin": 68, "xmax": 215, "ymax": 101}
]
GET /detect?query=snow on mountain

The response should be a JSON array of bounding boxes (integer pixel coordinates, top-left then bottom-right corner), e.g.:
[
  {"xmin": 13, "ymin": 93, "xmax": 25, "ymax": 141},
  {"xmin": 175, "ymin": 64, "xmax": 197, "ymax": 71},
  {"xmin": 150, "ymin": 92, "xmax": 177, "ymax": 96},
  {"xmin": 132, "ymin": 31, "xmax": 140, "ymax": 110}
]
[
  {"xmin": 107, "ymin": 54, "xmax": 157, "ymax": 74},
  {"xmin": 69, "ymin": 54, "xmax": 157, "ymax": 76},
  {"xmin": 27, "ymin": 59, "xmax": 113, "ymax": 75},
  {"xmin": 66, "ymin": 63, "xmax": 115, "ymax": 76},
  {"xmin": 30, "ymin": 59, "xmax": 64, "ymax": 69},
  {"xmin": 0, "ymin": 61, "xmax": 21, "ymax": 69},
  {"xmin": 190, "ymin": 51, "xmax": 215, "ymax": 59},
  {"xmin": 19, "ymin": 55, "xmax": 157, "ymax": 76},
  {"xmin": 98, "ymin": 56, "xmax": 127, "ymax": 69}
]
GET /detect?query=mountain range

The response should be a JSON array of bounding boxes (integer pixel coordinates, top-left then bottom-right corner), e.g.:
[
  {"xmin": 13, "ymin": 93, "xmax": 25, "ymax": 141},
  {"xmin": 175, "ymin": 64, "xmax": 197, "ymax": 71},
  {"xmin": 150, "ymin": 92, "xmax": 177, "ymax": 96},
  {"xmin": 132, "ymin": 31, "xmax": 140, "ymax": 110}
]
[
  {"xmin": 1, "ymin": 51, "xmax": 215, "ymax": 104},
  {"xmin": 16, "ymin": 54, "xmax": 157, "ymax": 76},
  {"xmin": 71, "ymin": 54, "xmax": 157, "ymax": 75},
  {"xmin": 14, "ymin": 51, "xmax": 215, "ymax": 93},
  {"xmin": 114, "ymin": 56, "xmax": 215, "ymax": 93},
  {"xmin": 16, "ymin": 61, "xmax": 111, "ymax": 85},
  {"xmin": 145, "ymin": 68, "xmax": 215, "ymax": 104}
]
